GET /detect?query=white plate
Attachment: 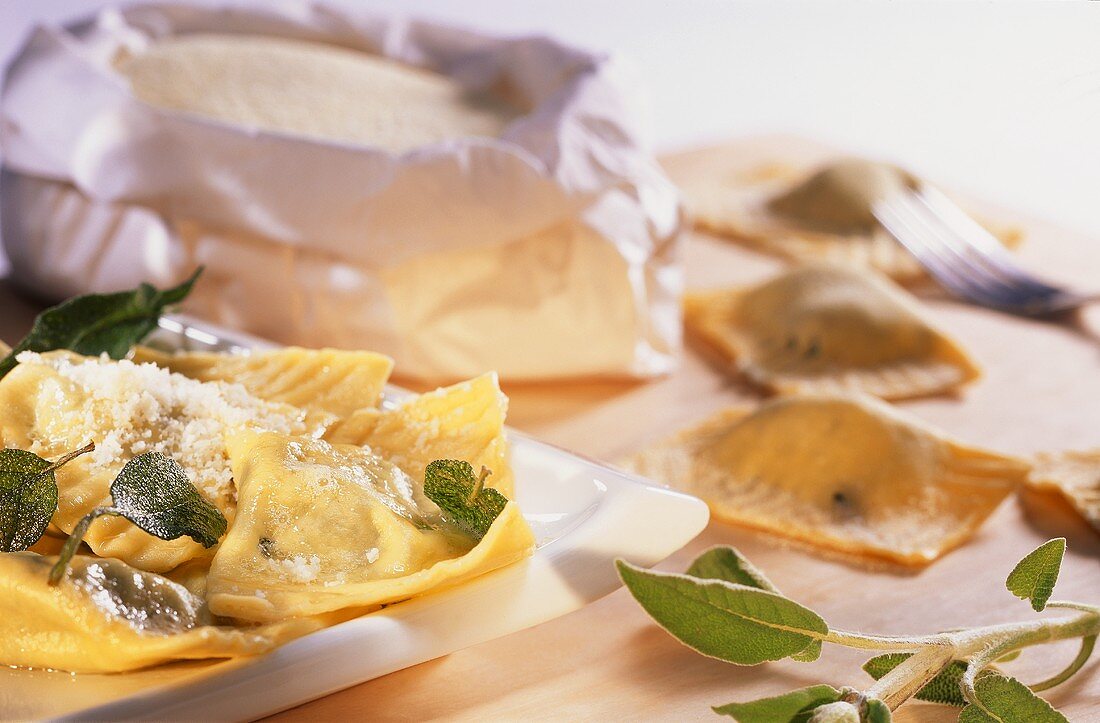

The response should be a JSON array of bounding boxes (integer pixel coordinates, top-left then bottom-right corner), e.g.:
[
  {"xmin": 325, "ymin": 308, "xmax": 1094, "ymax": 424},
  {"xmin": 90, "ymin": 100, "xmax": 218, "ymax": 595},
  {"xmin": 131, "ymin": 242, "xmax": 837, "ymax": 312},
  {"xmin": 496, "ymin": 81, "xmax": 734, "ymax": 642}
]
[{"xmin": 2, "ymin": 317, "xmax": 709, "ymax": 721}]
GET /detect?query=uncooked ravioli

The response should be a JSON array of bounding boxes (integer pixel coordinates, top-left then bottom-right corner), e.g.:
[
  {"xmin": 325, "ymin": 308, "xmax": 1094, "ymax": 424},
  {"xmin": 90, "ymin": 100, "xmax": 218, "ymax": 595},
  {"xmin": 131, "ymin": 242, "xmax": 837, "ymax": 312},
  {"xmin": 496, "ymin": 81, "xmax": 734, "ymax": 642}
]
[
  {"xmin": 684, "ymin": 264, "xmax": 980, "ymax": 400},
  {"xmin": 206, "ymin": 430, "xmax": 534, "ymax": 622},
  {"xmin": 670, "ymin": 155, "xmax": 1022, "ymax": 283},
  {"xmin": 625, "ymin": 393, "xmax": 1029, "ymax": 566},
  {"xmin": 1028, "ymin": 451, "xmax": 1100, "ymax": 534}
]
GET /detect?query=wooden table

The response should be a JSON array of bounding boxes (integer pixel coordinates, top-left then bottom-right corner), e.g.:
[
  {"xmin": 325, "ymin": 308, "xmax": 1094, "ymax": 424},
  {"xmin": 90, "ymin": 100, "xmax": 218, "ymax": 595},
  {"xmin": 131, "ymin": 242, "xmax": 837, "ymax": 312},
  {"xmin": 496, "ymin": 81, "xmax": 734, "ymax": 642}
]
[{"xmin": 2, "ymin": 140, "xmax": 1098, "ymax": 721}]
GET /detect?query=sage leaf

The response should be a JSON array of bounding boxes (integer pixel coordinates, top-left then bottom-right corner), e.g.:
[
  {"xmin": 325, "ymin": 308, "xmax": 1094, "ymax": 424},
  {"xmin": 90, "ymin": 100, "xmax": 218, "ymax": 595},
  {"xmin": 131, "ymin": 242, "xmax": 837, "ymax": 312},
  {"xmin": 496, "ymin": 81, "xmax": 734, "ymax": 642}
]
[
  {"xmin": 423, "ymin": 459, "xmax": 508, "ymax": 542},
  {"xmin": 0, "ymin": 268, "xmax": 201, "ymax": 380},
  {"xmin": 1006, "ymin": 538, "xmax": 1065, "ymax": 612},
  {"xmin": 110, "ymin": 450, "xmax": 227, "ymax": 547},
  {"xmin": 958, "ymin": 673, "xmax": 1068, "ymax": 723},
  {"xmin": 791, "ymin": 639, "xmax": 823, "ymax": 663},
  {"xmin": 863, "ymin": 698, "xmax": 891, "ymax": 723},
  {"xmin": 615, "ymin": 560, "xmax": 828, "ymax": 665},
  {"xmin": 862, "ymin": 653, "xmax": 967, "ymax": 706},
  {"xmin": 49, "ymin": 450, "xmax": 226, "ymax": 584},
  {"xmin": 0, "ymin": 443, "xmax": 93, "ymax": 552},
  {"xmin": 713, "ymin": 684, "xmax": 842, "ymax": 721},
  {"xmin": 687, "ymin": 546, "xmax": 781, "ymax": 593}
]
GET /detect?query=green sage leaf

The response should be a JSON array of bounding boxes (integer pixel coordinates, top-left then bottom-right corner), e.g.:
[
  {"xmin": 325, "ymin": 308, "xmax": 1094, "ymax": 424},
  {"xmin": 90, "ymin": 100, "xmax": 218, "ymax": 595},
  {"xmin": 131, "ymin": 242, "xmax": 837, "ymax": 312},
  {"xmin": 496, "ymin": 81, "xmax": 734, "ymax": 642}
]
[
  {"xmin": 862, "ymin": 653, "xmax": 967, "ymax": 706},
  {"xmin": 1006, "ymin": 538, "xmax": 1066, "ymax": 612},
  {"xmin": 0, "ymin": 444, "xmax": 93, "ymax": 552},
  {"xmin": 713, "ymin": 684, "xmax": 842, "ymax": 722},
  {"xmin": 791, "ymin": 639, "xmax": 823, "ymax": 663},
  {"xmin": 615, "ymin": 560, "xmax": 828, "ymax": 665},
  {"xmin": 687, "ymin": 546, "xmax": 781, "ymax": 593},
  {"xmin": 863, "ymin": 698, "xmax": 892, "ymax": 723},
  {"xmin": 423, "ymin": 459, "xmax": 508, "ymax": 542},
  {"xmin": 0, "ymin": 268, "xmax": 202, "ymax": 379},
  {"xmin": 49, "ymin": 450, "xmax": 227, "ymax": 584},
  {"xmin": 110, "ymin": 450, "xmax": 227, "ymax": 547},
  {"xmin": 958, "ymin": 673, "xmax": 1067, "ymax": 722}
]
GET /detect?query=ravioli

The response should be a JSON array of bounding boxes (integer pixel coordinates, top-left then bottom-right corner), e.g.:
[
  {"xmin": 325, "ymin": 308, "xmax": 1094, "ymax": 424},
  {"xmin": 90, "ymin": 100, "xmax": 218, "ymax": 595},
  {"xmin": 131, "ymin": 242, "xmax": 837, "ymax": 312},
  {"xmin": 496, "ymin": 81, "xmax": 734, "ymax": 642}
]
[
  {"xmin": 685, "ymin": 264, "xmax": 980, "ymax": 400},
  {"xmin": 0, "ymin": 552, "xmax": 317, "ymax": 673},
  {"xmin": 207, "ymin": 430, "xmax": 534, "ymax": 622},
  {"xmin": 672, "ymin": 155, "xmax": 1022, "ymax": 282},
  {"xmin": 0, "ymin": 352, "xmax": 317, "ymax": 572},
  {"xmin": 132, "ymin": 346, "xmax": 393, "ymax": 420},
  {"xmin": 326, "ymin": 372, "xmax": 513, "ymax": 496},
  {"xmin": 625, "ymin": 394, "xmax": 1029, "ymax": 565},
  {"xmin": 1028, "ymin": 451, "xmax": 1100, "ymax": 534}
]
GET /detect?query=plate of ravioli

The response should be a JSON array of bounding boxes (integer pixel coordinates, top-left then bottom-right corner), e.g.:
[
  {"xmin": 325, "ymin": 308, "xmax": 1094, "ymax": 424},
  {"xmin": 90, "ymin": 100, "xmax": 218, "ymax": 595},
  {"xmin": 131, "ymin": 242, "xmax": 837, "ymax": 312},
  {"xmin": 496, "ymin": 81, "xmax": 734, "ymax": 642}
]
[{"xmin": 0, "ymin": 279, "xmax": 708, "ymax": 721}]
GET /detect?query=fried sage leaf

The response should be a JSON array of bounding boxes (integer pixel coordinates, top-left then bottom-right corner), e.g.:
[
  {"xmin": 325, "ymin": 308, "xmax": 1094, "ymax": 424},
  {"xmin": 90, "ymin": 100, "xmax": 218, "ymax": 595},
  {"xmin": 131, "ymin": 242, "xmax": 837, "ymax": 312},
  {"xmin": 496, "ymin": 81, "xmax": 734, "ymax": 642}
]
[
  {"xmin": 0, "ymin": 444, "xmax": 94, "ymax": 552},
  {"xmin": 0, "ymin": 268, "xmax": 201, "ymax": 379},
  {"xmin": 423, "ymin": 459, "xmax": 508, "ymax": 542},
  {"xmin": 49, "ymin": 451, "xmax": 227, "ymax": 584},
  {"xmin": 109, "ymin": 450, "xmax": 227, "ymax": 547}
]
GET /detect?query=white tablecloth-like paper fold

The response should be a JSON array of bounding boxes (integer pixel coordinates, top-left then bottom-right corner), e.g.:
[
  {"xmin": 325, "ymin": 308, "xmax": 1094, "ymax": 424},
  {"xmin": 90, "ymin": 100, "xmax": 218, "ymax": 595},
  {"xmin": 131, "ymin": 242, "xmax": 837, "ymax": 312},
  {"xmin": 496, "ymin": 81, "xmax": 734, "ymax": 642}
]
[{"xmin": 0, "ymin": 2, "xmax": 682, "ymax": 381}]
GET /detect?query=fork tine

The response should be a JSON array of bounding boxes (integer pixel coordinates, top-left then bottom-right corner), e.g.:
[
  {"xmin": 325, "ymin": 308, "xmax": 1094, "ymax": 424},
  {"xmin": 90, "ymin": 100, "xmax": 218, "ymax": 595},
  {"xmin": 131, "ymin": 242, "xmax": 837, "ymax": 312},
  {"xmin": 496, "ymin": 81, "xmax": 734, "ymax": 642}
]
[
  {"xmin": 894, "ymin": 193, "xmax": 1036, "ymax": 303},
  {"xmin": 875, "ymin": 189, "xmax": 1086, "ymax": 316},
  {"xmin": 873, "ymin": 194, "xmax": 1020, "ymax": 307},
  {"xmin": 915, "ymin": 187, "xmax": 1064, "ymax": 298}
]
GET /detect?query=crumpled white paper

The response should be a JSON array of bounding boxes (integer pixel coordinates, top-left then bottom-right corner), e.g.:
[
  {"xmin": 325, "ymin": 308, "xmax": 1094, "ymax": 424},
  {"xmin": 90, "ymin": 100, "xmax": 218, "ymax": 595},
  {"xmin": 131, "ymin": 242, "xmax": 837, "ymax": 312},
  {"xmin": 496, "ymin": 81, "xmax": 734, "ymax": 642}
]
[{"xmin": 0, "ymin": 2, "xmax": 682, "ymax": 381}]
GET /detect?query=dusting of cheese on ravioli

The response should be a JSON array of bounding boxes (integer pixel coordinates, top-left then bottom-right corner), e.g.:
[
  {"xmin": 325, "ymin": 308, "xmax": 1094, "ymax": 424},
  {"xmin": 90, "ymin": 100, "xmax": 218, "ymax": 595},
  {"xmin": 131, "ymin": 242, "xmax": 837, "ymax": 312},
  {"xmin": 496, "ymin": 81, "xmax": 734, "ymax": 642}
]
[{"xmin": 14, "ymin": 351, "xmax": 312, "ymax": 505}]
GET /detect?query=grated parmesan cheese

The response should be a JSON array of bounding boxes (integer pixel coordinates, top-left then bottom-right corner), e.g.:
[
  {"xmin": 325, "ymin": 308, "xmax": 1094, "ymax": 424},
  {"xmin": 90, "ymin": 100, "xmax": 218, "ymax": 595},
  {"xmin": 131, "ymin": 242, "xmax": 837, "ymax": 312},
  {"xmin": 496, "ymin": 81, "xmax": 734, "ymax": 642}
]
[{"xmin": 15, "ymin": 352, "xmax": 312, "ymax": 507}]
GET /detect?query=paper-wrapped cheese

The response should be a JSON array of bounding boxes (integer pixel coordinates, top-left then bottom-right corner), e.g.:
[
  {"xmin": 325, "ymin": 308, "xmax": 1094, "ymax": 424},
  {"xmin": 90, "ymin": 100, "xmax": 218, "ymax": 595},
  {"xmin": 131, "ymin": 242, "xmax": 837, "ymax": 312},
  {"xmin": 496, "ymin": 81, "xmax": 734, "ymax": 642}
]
[
  {"xmin": 0, "ymin": 4, "xmax": 682, "ymax": 382},
  {"xmin": 115, "ymin": 34, "xmax": 520, "ymax": 152}
]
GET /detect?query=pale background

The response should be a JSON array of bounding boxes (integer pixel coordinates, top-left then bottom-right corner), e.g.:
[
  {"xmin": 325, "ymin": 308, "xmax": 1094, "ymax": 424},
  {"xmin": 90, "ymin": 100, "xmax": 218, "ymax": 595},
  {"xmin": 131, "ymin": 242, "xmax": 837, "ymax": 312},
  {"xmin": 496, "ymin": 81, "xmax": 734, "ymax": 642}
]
[{"xmin": 1, "ymin": 0, "xmax": 1098, "ymax": 274}]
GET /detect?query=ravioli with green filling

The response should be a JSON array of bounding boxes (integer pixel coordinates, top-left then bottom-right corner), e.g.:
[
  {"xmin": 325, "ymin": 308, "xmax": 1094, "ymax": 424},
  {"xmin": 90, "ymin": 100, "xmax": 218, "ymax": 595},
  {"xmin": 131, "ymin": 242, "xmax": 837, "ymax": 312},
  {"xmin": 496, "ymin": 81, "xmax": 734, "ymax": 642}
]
[
  {"xmin": 0, "ymin": 552, "xmax": 318, "ymax": 673},
  {"xmin": 626, "ymin": 393, "xmax": 1029, "ymax": 566},
  {"xmin": 207, "ymin": 430, "xmax": 535, "ymax": 622},
  {"xmin": 0, "ymin": 351, "xmax": 320, "ymax": 572},
  {"xmin": 685, "ymin": 264, "xmax": 980, "ymax": 400}
]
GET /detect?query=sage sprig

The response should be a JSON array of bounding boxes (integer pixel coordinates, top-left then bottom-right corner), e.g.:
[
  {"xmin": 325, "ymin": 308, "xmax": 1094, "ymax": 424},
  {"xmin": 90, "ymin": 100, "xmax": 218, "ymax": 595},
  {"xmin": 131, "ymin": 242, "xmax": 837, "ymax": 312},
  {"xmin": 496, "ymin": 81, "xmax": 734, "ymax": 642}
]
[
  {"xmin": 0, "ymin": 268, "xmax": 202, "ymax": 380},
  {"xmin": 618, "ymin": 540, "xmax": 1098, "ymax": 721},
  {"xmin": 49, "ymin": 451, "xmax": 227, "ymax": 584}
]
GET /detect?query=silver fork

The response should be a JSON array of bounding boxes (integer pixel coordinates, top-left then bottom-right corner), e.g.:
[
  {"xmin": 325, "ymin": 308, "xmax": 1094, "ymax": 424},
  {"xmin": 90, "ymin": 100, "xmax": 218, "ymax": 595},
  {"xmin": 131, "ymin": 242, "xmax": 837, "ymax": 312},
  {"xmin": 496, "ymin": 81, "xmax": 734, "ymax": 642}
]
[{"xmin": 872, "ymin": 185, "xmax": 1097, "ymax": 316}]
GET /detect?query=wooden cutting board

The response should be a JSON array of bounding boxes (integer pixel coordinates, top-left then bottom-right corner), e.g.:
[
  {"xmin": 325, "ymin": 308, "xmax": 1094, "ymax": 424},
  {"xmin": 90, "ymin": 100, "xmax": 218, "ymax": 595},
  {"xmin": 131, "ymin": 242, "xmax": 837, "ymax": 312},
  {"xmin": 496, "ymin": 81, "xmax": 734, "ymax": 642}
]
[
  {"xmin": 270, "ymin": 136, "xmax": 1100, "ymax": 722},
  {"xmin": 1, "ymin": 136, "xmax": 1097, "ymax": 721}
]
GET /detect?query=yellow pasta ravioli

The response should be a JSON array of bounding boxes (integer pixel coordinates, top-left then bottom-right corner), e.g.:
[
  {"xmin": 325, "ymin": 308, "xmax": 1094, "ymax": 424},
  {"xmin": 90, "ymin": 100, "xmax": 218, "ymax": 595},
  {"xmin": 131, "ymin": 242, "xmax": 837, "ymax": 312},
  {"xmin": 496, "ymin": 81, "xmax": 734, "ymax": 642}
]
[
  {"xmin": 685, "ymin": 264, "xmax": 980, "ymax": 400},
  {"xmin": 326, "ymin": 372, "xmax": 513, "ymax": 496},
  {"xmin": 207, "ymin": 430, "xmax": 534, "ymax": 622},
  {"xmin": 674, "ymin": 156, "xmax": 1021, "ymax": 283},
  {"xmin": 0, "ymin": 351, "xmax": 318, "ymax": 572},
  {"xmin": 0, "ymin": 553, "xmax": 317, "ymax": 673},
  {"xmin": 626, "ymin": 393, "xmax": 1028, "ymax": 565},
  {"xmin": 1028, "ymin": 451, "xmax": 1100, "ymax": 534},
  {"xmin": 132, "ymin": 346, "xmax": 393, "ymax": 420}
]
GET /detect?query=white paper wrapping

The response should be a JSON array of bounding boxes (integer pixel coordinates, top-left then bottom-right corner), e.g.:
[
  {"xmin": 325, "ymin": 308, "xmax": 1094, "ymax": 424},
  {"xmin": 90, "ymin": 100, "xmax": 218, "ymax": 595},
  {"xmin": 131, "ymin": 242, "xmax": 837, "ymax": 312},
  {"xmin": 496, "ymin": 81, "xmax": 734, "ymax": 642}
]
[{"xmin": 0, "ymin": 2, "xmax": 682, "ymax": 381}]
